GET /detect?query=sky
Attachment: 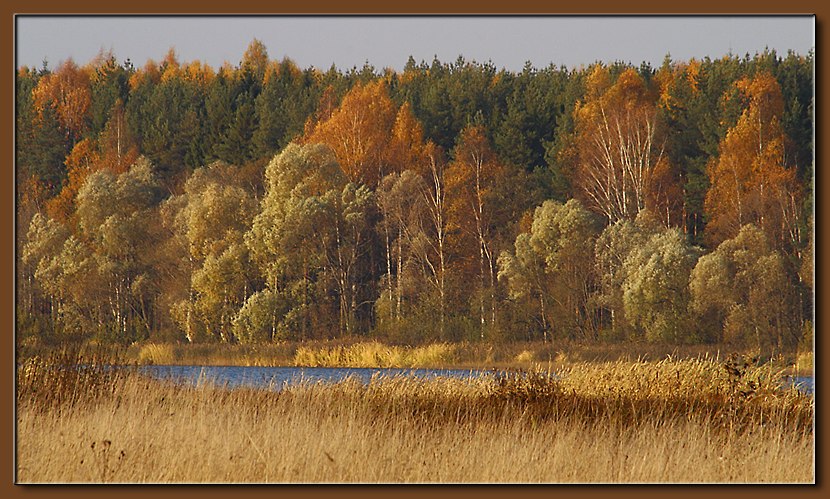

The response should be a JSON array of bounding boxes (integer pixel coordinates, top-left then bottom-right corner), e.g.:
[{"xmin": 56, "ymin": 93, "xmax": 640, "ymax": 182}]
[{"xmin": 15, "ymin": 16, "xmax": 815, "ymax": 73}]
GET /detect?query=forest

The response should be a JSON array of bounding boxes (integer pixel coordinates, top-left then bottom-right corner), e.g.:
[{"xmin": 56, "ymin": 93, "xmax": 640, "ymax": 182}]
[{"xmin": 16, "ymin": 40, "xmax": 814, "ymax": 356}]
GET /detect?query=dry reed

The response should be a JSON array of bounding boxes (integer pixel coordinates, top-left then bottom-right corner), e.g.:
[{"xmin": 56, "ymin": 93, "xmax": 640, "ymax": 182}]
[{"xmin": 16, "ymin": 351, "xmax": 813, "ymax": 483}]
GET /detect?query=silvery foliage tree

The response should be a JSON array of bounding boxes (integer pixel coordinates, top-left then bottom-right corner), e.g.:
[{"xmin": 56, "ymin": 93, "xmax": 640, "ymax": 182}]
[
  {"xmin": 690, "ymin": 224, "xmax": 800, "ymax": 352},
  {"xmin": 23, "ymin": 157, "xmax": 164, "ymax": 342},
  {"xmin": 21, "ymin": 213, "xmax": 70, "ymax": 338},
  {"xmin": 163, "ymin": 161, "xmax": 257, "ymax": 343},
  {"xmin": 498, "ymin": 199, "xmax": 600, "ymax": 341},
  {"xmin": 241, "ymin": 143, "xmax": 373, "ymax": 341},
  {"xmin": 621, "ymin": 227, "xmax": 700, "ymax": 343}
]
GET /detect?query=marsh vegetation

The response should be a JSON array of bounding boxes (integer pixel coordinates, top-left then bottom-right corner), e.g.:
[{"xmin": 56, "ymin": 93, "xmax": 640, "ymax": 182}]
[{"xmin": 16, "ymin": 350, "xmax": 813, "ymax": 483}]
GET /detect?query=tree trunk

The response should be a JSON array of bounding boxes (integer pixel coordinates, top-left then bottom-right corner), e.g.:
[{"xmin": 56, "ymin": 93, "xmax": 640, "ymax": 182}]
[
  {"xmin": 396, "ymin": 226, "xmax": 403, "ymax": 320},
  {"xmin": 384, "ymin": 220, "xmax": 394, "ymax": 322},
  {"xmin": 540, "ymin": 293, "xmax": 548, "ymax": 343},
  {"xmin": 479, "ymin": 241, "xmax": 486, "ymax": 339}
]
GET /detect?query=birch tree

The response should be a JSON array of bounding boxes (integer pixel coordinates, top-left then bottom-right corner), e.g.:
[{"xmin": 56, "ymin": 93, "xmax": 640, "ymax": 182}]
[
  {"xmin": 704, "ymin": 72, "xmax": 802, "ymax": 253},
  {"xmin": 573, "ymin": 66, "xmax": 678, "ymax": 225}
]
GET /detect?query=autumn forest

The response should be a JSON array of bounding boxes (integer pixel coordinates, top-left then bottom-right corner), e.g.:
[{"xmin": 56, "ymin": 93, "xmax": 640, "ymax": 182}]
[{"xmin": 16, "ymin": 40, "xmax": 814, "ymax": 355}]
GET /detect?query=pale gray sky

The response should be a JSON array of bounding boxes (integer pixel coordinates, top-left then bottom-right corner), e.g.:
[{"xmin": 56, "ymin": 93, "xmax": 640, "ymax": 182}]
[{"xmin": 15, "ymin": 16, "xmax": 815, "ymax": 72}]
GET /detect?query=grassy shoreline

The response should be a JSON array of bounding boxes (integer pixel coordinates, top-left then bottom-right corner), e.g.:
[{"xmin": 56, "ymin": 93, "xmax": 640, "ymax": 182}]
[
  {"xmin": 17, "ymin": 339, "xmax": 815, "ymax": 377},
  {"xmin": 16, "ymin": 352, "xmax": 814, "ymax": 483},
  {"xmin": 17, "ymin": 339, "xmax": 815, "ymax": 371}
]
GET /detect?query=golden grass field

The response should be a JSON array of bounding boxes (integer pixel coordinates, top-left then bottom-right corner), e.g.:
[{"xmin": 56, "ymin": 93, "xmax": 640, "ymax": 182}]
[{"xmin": 15, "ymin": 349, "xmax": 814, "ymax": 483}]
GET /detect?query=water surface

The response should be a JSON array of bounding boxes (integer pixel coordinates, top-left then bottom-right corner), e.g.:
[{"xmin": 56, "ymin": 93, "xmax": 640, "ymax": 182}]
[
  {"xmin": 788, "ymin": 376, "xmax": 814, "ymax": 395},
  {"xmin": 137, "ymin": 365, "xmax": 815, "ymax": 395},
  {"xmin": 138, "ymin": 365, "xmax": 487, "ymax": 391}
]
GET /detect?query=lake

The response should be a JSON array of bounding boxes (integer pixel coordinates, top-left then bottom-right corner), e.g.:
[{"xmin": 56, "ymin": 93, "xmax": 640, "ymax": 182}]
[
  {"xmin": 137, "ymin": 365, "xmax": 815, "ymax": 395},
  {"xmin": 789, "ymin": 376, "xmax": 814, "ymax": 395},
  {"xmin": 137, "ymin": 365, "xmax": 488, "ymax": 391}
]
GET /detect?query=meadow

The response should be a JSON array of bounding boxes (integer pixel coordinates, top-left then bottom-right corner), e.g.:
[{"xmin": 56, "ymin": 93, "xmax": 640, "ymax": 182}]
[{"xmin": 15, "ymin": 349, "xmax": 814, "ymax": 483}]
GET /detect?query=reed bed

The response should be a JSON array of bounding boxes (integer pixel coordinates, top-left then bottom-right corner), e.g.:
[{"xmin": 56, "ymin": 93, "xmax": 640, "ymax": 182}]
[
  {"xmin": 133, "ymin": 342, "xmax": 299, "ymax": 367},
  {"xmin": 16, "ymin": 351, "xmax": 813, "ymax": 483},
  {"xmin": 18, "ymin": 340, "xmax": 814, "ymax": 376},
  {"xmin": 293, "ymin": 341, "xmax": 458, "ymax": 368}
]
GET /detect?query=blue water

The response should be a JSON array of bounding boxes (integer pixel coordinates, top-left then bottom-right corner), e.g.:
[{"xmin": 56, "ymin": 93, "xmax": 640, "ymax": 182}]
[
  {"xmin": 137, "ymin": 365, "xmax": 488, "ymax": 391},
  {"xmin": 788, "ymin": 376, "xmax": 814, "ymax": 395},
  {"xmin": 136, "ymin": 365, "xmax": 814, "ymax": 395}
]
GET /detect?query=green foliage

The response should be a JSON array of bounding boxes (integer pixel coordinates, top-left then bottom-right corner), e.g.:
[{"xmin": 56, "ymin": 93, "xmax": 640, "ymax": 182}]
[
  {"xmin": 690, "ymin": 225, "xmax": 801, "ymax": 353},
  {"xmin": 499, "ymin": 199, "xmax": 600, "ymax": 341},
  {"xmin": 89, "ymin": 54, "xmax": 131, "ymax": 138},
  {"xmin": 18, "ymin": 89, "xmax": 68, "ymax": 192},
  {"xmin": 30, "ymin": 157, "xmax": 165, "ymax": 343},
  {"xmin": 162, "ymin": 161, "xmax": 258, "ymax": 343},
  {"xmin": 621, "ymin": 228, "xmax": 700, "ymax": 343},
  {"xmin": 252, "ymin": 60, "xmax": 318, "ymax": 158},
  {"xmin": 247, "ymin": 143, "xmax": 342, "ymax": 285},
  {"xmin": 593, "ymin": 219, "xmax": 647, "ymax": 340},
  {"xmin": 232, "ymin": 289, "xmax": 290, "ymax": 344},
  {"xmin": 246, "ymin": 143, "xmax": 376, "ymax": 339},
  {"xmin": 127, "ymin": 75, "xmax": 204, "ymax": 179},
  {"xmin": 16, "ymin": 46, "xmax": 813, "ymax": 348}
]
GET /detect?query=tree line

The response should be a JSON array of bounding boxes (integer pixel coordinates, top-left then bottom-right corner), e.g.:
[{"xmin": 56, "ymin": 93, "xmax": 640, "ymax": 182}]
[{"xmin": 17, "ymin": 40, "xmax": 814, "ymax": 355}]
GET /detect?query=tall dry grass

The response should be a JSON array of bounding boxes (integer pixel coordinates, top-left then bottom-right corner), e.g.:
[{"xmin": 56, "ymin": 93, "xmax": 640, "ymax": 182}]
[
  {"xmin": 16, "ymin": 352, "xmax": 813, "ymax": 483},
  {"xmin": 19, "ymin": 340, "xmax": 813, "ymax": 376},
  {"xmin": 132, "ymin": 342, "xmax": 298, "ymax": 367},
  {"xmin": 293, "ymin": 341, "xmax": 458, "ymax": 368}
]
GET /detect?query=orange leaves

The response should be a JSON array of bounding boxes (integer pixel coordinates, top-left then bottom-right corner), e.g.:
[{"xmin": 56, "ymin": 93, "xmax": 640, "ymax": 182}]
[
  {"xmin": 240, "ymin": 39, "xmax": 269, "ymax": 78},
  {"xmin": 655, "ymin": 58, "xmax": 702, "ymax": 113},
  {"xmin": 572, "ymin": 66, "xmax": 676, "ymax": 225},
  {"xmin": 444, "ymin": 125, "xmax": 507, "ymax": 281},
  {"xmin": 159, "ymin": 48, "xmax": 183, "ymax": 83},
  {"xmin": 646, "ymin": 156, "xmax": 684, "ymax": 227},
  {"xmin": 129, "ymin": 59, "xmax": 162, "ymax": 90},
  {"xmin": 302, "ymin": 80, "xmax": 399, "ymax": 187},
  {"xmin": 32, "ymin": 59, "xmax": 91, "ymax": 143},
  {"xmin": 182, "ymin": 61, "xmax": 216, "ymax": 88},
  {"xmin": 452, "ymin": 125, "xmax": 497, "ymax": 169},
  {"xmin": 655, "ymin": 60, "xmax": 688, "ymax": 113},
  {"xmin": 45, "ymin": 138, "xmax": 98, "ymax": 223},
  {"xmin": 445, "ymin": 126, "xmax": 501, "ymax": 224},
  {"xmin": 605, "ymin": 68, "xmax": 655, "ymax": 111},
  {"xmin": 446, "ymin": 126, "xmax": 505, "ymax": 229},
  {"xmin": 584, "ymin": 64, "xmax": 611, "ymax": 101},
  {"xmin": 704, "ymin": 72, "xmax": 800, "ymax": 249},
  {"xmin": 388, "ymin": 102, "xmax": 427, "ymax": 174},
  {"xmin": 43, "ymin": 106, "xmax": 139, "ymax": 224},
  {"xmin": 686, "ymin": 59, "xmax": 702, "ymax": 94},
  {"xmin": 735, "ymin": 72, "xmax": 784, "ymax": 126}
]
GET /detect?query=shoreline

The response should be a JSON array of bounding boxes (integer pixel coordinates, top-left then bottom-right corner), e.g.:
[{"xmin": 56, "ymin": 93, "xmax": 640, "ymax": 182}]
[
  {"xmin": 17, "ymin": 339, "xmax": 814, "ymax": 376},
  {"xmin": 17, "ymin": 354, "xmax": 815, "ymax": 483}
]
